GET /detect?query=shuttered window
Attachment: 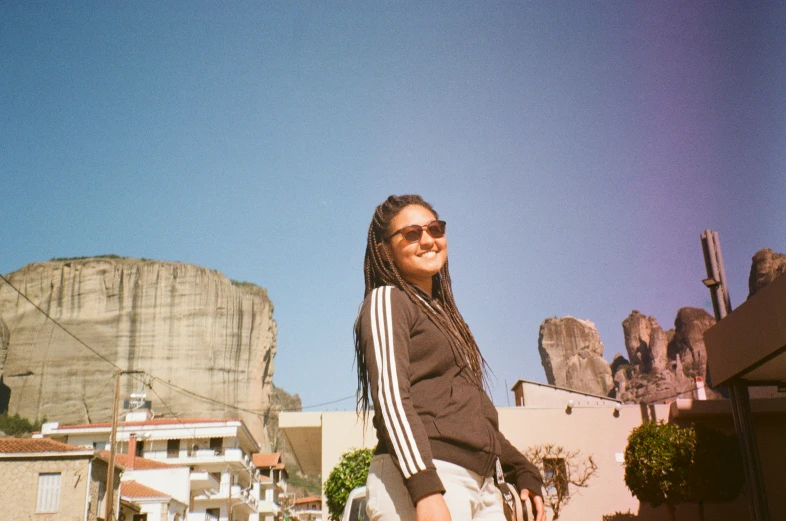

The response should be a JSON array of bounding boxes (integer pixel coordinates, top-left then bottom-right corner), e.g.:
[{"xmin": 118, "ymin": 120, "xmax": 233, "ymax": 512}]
[{"xmin": 36, "ymin": 472, "xmax": 61, "ymax": 512}]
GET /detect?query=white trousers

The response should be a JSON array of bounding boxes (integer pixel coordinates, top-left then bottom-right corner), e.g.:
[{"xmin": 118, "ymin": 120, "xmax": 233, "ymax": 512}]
[{"xmin": 366, "ymin": 455, "xmax": 506, "ymax": 521}]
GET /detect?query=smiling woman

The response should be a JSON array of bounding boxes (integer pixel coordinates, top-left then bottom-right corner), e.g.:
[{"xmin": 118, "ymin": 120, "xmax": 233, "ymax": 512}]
[
  {"xmin": 353, "ymin": 195, "xmax": 546, "ymax": 521},
  {"xmin": 379, "ymin": 205, "xmax": 448, "ymax": 294}
]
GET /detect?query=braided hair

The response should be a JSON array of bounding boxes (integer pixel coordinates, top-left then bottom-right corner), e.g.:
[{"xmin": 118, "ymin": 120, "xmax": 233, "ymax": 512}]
[{"xmin": 354, "ymin": 194, "xmax": 489, "ymax": 416}]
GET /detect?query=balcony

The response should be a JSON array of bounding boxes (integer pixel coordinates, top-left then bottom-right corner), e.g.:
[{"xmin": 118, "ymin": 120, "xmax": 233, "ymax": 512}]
[
  {"xmin": 176, "ymin": 447, "xmax": 255, "ymax": 473},
  {"xmin": 190, "ymin": 470, "xmax": 220, "ymax": 491},
  {"xmin": 192, "ymin": 483, "xmax": 260, "ymax": 516}
]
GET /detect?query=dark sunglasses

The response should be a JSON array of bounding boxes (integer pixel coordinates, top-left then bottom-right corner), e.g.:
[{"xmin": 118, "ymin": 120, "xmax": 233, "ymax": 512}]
[{"xmin": 385, "ymin": 220, "xmax": 447, "ymax": 243}]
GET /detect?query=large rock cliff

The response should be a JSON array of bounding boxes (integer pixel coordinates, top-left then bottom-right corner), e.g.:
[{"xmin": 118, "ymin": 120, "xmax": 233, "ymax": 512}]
[
  {"xmin": 538, "ymin": 317, "xmax": 614, "ymax": 397},
  {"xmin": 749, "ymin": 248, "xmax": 786, "ymax": 298},
  {"xmin": 0, "ymin": 258, "xmax": 277, "ymax": 448},
  {"xmin": 614, "ymin": 308, "xmax": 719, "ymax": 403},
  {"xmin": 538, "ymin": 308, "xmax": 718, "ymax": 403},
  {"xmin": 536, "ymin": 247, "xmax": 786, "ymax": 403}
]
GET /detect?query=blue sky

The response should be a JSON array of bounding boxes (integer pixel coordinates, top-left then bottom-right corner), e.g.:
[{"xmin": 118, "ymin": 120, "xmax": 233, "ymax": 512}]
[{"xmin": 2, "ymin": 2, "xmax": 785, "ymax": 409}]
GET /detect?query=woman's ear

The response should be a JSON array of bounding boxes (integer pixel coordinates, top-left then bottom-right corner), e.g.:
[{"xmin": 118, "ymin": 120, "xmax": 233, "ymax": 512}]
[{"xmin": 376, "ymin": 241, "xmax": 390, "ymax": 262}]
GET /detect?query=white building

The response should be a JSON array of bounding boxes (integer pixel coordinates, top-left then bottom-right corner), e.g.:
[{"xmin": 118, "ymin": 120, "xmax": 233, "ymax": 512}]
[{"xmin": 39, "ymin": 408, "xmax": 283, "ymax": 521}]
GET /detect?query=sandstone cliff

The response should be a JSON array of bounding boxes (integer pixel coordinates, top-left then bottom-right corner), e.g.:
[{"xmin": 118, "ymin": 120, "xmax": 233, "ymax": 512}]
[
  {"xmin": 538, "ymin": 248, "xmax": 786, "ymax": 403},
  {"xmin": 0, "ymin": 258, "xmax": 277, "ymax": 448},
  {"xmin": 748, "ymin": 248, "xmax": 786, "ymax": 298},
  {"xmin": 614, "ymin": 308, "xmax": 719, "ymax": 403},
  {"xmin": 538, "ymin": 317, "xmax": 613, "ymax": 397},
  {"xmin": 538, "ymin": 308, "xmax": 718, "ymax": 403}
]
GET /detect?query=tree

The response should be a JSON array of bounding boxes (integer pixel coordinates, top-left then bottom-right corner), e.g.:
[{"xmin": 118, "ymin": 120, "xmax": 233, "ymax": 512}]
[
  {"xmin": 324, "ymin": 447, "xmax": 374, "ymax": 521},
  {"xmin": 624, "ymin": 421, "xmax": 743, "ymax": 521},
  {"xmin": 624, "ymin": 421, "xmax": 693, "ymax": 521},
  {"xmin": 524, "ymin": 444, "xmax": 598, "ymax": 520}
]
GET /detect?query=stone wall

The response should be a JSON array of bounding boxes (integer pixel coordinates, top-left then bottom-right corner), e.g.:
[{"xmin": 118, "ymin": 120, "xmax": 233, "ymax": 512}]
[{"xmin": 0, "ymin": 456, "xmax": 91, "ymax": 521}]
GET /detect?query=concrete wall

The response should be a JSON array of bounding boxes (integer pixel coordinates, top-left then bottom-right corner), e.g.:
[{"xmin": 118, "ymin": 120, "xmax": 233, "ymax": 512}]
[
  {"xmin": 123, "ymin": 467, "xmax": 191, "ymax": 505},
  {"xmin": 0, "ymin": 457, "xmax": 90, "ymax": 521},
  {"xmin": 311, "ymin": 402, "xmax": 786, "ymax": 521}
]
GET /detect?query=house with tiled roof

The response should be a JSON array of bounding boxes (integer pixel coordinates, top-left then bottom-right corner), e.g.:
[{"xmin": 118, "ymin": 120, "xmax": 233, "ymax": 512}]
[
  {"xmin": 38, "ymin": 404, "xmax": 286, "ymax": 521},
  {"xmin": 292, "ymin": 496, "xmax": 322, "ymax": 521},
  {"xmin": 252, "ymin": 452, "xmax": 288, "ymax": 520},
  {"xmin": 120, "ymin": 480, "xmax": 188, "ymax": 521},
  {"xmin": 0, "ymin": 437, "xmax": 122, "ymax": 520}
]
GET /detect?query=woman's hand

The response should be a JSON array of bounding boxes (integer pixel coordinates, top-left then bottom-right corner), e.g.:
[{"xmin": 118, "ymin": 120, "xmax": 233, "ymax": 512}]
[
  {"xmin": 416, "ymin": 493, "xmax": 451, "ymax": 521},
  {"xmin": 520, "ymin": 489, "xmax": 545, "ymax": 521}
]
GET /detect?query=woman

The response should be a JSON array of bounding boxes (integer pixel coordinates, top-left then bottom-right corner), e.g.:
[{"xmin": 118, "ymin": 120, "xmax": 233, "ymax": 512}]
[{"xmin": 354, "ymin": 195, "xmax": 545, "ymax": 521}]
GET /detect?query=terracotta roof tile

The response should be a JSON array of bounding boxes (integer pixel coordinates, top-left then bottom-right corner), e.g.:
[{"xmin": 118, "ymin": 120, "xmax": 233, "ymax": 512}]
[
  {"xmin": 252, "ymin": 452, "xmax": 282, "ymax": 468},
  {"xmin": 96, "ymin": 451, "xmax": 183, "ymax": 470},
  {"xmin": 120, "ymin": 481, "xmax": 170, "ymax": 499},
  {"xmin": 295, "ymin": 496, "xmax": 322, "ymax": 505},
  {"xmin": 0, "ymin": 438, "xmax": 91, "ymax": 454},
  {"xmin": 55, "ymin": 417, "xmax": 242, "ymax": 430}
]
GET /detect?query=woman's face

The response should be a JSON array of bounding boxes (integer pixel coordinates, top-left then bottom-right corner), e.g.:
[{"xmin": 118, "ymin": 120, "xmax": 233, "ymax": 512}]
[{"xmin": 383, "ymin": 204, "xmax": 448, "ymax": 294}]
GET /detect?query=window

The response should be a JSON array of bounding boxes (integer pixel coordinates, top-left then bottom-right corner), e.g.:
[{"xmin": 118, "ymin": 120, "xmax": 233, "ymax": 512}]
[
  {"xmin": 543, "ymin": 458, "xmax": 568, "ymax": 497},
  {"xmin": 36, "ymin": 472, "xmax": 61, "ymax": 512},
  {"xmin": 132, "ymin": 515, "xmax": 148, "ymax": 521},
  {"xmin": 209, "ymin": 437, "xmax": 223, "ymax": 455},
  {"xmin": 206, "ymin": 507, "xmax": 221, "ymax": 521},
  {"xmin": 167, "ymin": 439, "xmax": 181, "ymax": 458},
  {"xmin": 136, "ymin": 440, "xmax": 145, "ymax": 458}
]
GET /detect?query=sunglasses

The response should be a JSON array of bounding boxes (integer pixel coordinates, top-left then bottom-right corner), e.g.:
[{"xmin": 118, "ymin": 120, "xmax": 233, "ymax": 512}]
[{"xmin": 385, "ymin": 220, "xmax": 447, "ymax": 243}]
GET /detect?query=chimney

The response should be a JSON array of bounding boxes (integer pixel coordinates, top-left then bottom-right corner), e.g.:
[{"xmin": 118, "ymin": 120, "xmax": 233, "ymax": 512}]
[
  {"xmin": 695, "ymin": 376, "xmax": 707, "ymax": 401},
  {"xmin": 128, "ymin": 434, "xmax": 137, "ymax": 469}
]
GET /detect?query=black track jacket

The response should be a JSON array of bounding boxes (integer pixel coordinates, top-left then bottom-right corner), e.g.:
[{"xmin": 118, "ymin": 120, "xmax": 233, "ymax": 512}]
[{"xmin": 358, "ymin": 285, "xmax": 543, "ymax": 504}]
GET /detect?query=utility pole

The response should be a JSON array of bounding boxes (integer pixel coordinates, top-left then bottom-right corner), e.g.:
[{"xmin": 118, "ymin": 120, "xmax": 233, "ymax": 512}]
[
  {"xmin": 104, "ymin": 371, "xmax": 121, "ymax": 521},
  {"xmin": 104, "ymin": 370, "xmax": 145, "ymax": 521},
  {"xmin": 700, "ymin": 229, "xmax": 770, "ymax": 521}
]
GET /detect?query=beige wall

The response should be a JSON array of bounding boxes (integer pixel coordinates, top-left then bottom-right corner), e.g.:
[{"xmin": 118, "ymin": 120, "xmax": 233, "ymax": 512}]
[
  {"xmin": 0, "ymin": 457, "xmax": 91, "ymax": 521},
  {"xmin": 312, "ymin": 402, "xmax": 786, "ymax": 521}
]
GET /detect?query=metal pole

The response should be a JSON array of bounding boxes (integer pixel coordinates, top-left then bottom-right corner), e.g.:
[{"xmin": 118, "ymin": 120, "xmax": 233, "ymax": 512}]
[
  {"xmin": 104, "ymin": 371, "xmax": 121, "ymax": 521},
  {"xmin": 700, "ymin": 230, "xmax": 770, "ymax": 521}
]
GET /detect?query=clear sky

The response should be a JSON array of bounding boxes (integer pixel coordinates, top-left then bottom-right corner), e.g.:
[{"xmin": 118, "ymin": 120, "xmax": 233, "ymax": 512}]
[{"xmin": 2, "ymin": 3, "xmax": 785, "ymax": 410}]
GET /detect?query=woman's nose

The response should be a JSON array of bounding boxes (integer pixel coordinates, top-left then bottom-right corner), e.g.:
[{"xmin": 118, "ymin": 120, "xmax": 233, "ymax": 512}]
[{"xmin": 419, "ymin": 230, "xmax": 435, "ymax": 246}]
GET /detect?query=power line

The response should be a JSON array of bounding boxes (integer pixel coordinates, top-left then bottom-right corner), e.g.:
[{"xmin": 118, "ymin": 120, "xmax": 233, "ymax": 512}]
[
  {"xmin": 0, "ymin": 273, "xmax": 123, "ymax": 371},
  {"xmin": 642, "ymin": 387, "xmax": 698, "ymax": 405},
  {"xmin": 1, "ymin": 271, "xmax": 357, "ymax": 417}
]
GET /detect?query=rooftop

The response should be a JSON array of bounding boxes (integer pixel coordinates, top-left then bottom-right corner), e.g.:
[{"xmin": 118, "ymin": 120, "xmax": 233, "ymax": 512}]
[
  {"xmin": 120, "ymin": 481, "xmax": 171, "ymax": 500},
  {"xmin": 49, "ymin": 417, "xmax": 243, "ymax": 431},
  {"xmin": 97, "ymin": 451, "xmax": 184, "ymax": 470},
  {"xmin": 0, "ymin": 437, "xmax": 93, "ymax": 455},
  {"xmin": 253, "ymin": 452, "xmax": 282, "ymax": 468},
  {"xmin": 295, "ymin": 496, "xmax": 322, "ymax": 505}
]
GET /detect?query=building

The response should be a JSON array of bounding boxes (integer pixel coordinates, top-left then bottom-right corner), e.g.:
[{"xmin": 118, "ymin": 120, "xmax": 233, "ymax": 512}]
[
  {"xmin": 292, "ymin": 496, "xmax": 322, "ymax": 521},
  {"xmin": 38, "ymin": 407, "xmax": 282, "ymax": 521},
  {"xmin": 0, "ymin": 437, "xmax": 122, "ymax": 520},
  {"xmin": 252, "ymin": 452, "xmax": 288, "ymax": 521},
  {"xmin": 704, "ymin": 270, "xmax": 786, "ymax": 517},
  {"xmin": 107, "ymin": 451, "xmax": 190, "ymax": 521},
  {"xmin": 280, "ymin": 381, "xmax": 786, "ymax": 521},
  {"xmin": 510, "ymin": 379, "xmax": 622, "ymax": 408}
]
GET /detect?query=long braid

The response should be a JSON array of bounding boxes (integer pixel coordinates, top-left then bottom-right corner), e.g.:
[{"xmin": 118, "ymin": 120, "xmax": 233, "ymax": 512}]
[{"xmin": 354, "ymin": 195, "xmax": 489, "ymax": 417}]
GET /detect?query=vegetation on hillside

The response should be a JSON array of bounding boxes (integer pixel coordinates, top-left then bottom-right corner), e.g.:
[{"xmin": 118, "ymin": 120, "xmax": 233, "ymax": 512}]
[{"xmin": 0, "ymin": 413, "xmax": 44, "ymax": 436}]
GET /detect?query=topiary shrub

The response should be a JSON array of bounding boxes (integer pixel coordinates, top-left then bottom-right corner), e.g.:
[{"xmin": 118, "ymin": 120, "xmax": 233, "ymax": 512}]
[
  {"xmin": 624, "ymin": 421, "xmax": 742, "ymax": 521},
  {"xmin": 324, "ymin": 447, "xmax": 373, "ymax": 521}
]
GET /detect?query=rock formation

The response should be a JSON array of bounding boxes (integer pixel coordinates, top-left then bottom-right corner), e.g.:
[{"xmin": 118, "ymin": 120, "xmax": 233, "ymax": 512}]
[
  {"xmin": 748, "ymin": 248, "xmax": 786, "ymax": 298},
  {"xmin": 537, "ymin": 248, "xmax": 786, "ymax": 403},
  {"xmin": 538, "ymin": 309, "xmax": 718, "ymax": 403},
  {"xmin": 0, "ymin": 257, "xmax": 277, "ymax": 448},
  {"xmin": 538, "ymin": 317, "xmax": 613, "ymax": 397}
]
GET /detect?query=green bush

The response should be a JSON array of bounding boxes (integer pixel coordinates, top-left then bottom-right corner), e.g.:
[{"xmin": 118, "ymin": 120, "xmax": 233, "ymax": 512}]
[
  {"xmin": 624, "ymin": 421, "xmax": 742, "ymax": 520},
  {"xmin": 0, "ymin": 413, "xmax": 44, "ymax": 436},
  {"xmin": 324, "ymin": 447, "xmax": 373, "ymax": 521}
]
